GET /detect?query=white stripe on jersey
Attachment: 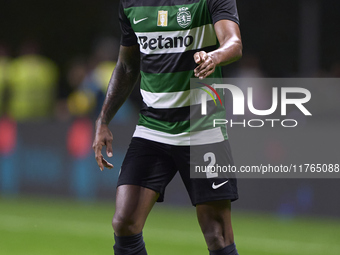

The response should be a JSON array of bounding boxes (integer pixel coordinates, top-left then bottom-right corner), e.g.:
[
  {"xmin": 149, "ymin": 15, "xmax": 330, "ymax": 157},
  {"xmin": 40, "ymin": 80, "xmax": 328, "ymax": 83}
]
[
  {"xmin": 141, "ymin": 85, "xmax": 218, "ymax": 109},
  {"xmin": 135, "ymin": 24, "xmax": 216, "ymax": 55},
  {"xmin": 141, "ymin": 89, "xmax": 191, "ymax": 108},
  {"xmin": 133, "ymin": 125, "xmax": 225, "ymax": 146}
]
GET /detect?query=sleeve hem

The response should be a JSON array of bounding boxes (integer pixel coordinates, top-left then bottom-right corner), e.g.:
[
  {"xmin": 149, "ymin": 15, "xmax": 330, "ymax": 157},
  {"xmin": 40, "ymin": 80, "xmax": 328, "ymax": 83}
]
[{"xmin": 212, "ymin": 15, "xmax": 240, "ymax": 26}]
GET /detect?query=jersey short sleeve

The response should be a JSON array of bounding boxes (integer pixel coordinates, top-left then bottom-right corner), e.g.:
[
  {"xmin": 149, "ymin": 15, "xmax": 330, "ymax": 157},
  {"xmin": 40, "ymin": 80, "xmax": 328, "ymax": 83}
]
[
  {"xmin": 119, "ymin": 2, "xmax": 138, "ymax": 46},
  {"xmin": 207, "ymin": 0, "xmax": 239, "ymax": 25}
]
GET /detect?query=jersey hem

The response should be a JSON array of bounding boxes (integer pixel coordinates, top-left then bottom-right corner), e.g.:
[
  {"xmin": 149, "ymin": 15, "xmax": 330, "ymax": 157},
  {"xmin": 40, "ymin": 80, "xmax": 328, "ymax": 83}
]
[{"xmin": 132, "ymin": 125, "xmax": 226, "ymax": 146}]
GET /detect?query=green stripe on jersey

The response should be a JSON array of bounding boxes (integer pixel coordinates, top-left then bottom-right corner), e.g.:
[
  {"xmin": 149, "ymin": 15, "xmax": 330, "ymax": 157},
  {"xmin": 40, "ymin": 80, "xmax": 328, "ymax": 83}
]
[
  {"xmin": 140, "ymin": 70, "xmax": 192, "ymax": 93},
  {"xmin": 124, "ymin": 1, "xmax": 212, "ymax": 33}
]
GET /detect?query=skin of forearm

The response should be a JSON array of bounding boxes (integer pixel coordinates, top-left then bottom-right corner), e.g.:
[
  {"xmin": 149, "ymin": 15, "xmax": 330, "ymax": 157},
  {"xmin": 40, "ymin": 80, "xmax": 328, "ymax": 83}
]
[
  {"xmin": 96, "ymin": 46, "xmax": 140, "ymax": 126},
  {"xmin": 209, "ymin": 36, "xmax": 242, "ymax": 67},
  {"xmin": 208, "ymin": 20, "xmax": 243, "ymax": 67}
]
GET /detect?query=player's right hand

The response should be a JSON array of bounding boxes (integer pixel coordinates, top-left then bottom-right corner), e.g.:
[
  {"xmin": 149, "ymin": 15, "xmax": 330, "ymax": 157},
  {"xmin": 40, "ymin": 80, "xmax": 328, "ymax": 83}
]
[
  {"xmin": 193, "ymin": 51, "xmax": 216, "ymax": 79},
  {"xmin": 93, "ymin": 122, "xmax": 114, "ymax": 171}
]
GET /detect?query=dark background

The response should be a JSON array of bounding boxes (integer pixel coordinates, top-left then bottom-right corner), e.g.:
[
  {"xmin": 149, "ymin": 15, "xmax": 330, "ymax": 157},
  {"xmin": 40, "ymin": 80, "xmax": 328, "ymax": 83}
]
[{"xmin": 1, "ymin": 0, "xmax": 339, "ymax": 78}]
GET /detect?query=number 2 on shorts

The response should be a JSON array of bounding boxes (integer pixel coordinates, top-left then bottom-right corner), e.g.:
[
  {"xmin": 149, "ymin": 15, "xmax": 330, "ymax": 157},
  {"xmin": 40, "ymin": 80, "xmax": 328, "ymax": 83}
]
[{"xmin": 204, "ymin": 152, "xmax": 218, "ymax": 178}]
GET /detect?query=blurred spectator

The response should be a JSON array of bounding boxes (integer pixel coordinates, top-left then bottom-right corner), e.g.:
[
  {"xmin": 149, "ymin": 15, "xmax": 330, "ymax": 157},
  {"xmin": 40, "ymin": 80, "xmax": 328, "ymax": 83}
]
[
  {"xmin": 58, "ymin": 36, "xmax": 140, "ymax": 121},
  {"xmin": 0, "ymin": 43, "xmax": 10, "ymax": 116},
  {"xmin": 7, "ymin": 40, "xmax": 58, "ymax": 121},
  {"xmin": 87, "ymin": 36, "xmax": 119, "ymax": 69},
  {"xmin": 55, "ymin": 57, "xmax": 89, "ymax": 121},
  {"xmin": 80, "ymin": 60, "xmax": 116, "ymax": 115},
  {"xmin": 66, "ymin": 37, "xmax": 119, "ymax": 118}
]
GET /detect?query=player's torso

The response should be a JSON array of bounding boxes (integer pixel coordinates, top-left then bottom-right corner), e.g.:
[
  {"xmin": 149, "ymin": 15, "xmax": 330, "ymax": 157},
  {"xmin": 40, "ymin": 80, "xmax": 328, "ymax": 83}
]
[
  {"xmin": 121, "ymin": 0, "xmax": 220, "ymax": 96},
  {"xmin": 121, "ymin": 0, "xmax": 225, "ymax": 145}
]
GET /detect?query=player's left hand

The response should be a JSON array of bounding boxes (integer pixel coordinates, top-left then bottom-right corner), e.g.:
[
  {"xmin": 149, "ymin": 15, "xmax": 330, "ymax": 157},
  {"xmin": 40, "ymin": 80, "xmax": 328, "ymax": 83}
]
[{"xmin": 194, "ymin": 51, "xmax": 216, "ymax": 79}]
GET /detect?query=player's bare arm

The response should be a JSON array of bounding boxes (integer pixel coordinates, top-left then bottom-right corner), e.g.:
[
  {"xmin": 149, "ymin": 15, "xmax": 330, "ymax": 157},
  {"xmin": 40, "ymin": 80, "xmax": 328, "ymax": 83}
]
[
  {"xmin": 194, "ymin": 20, "xmax": 242, "ymax": 79},
  {"xmin": 93, "ymin": 44, "xmax": 140, "ymax": 171}
]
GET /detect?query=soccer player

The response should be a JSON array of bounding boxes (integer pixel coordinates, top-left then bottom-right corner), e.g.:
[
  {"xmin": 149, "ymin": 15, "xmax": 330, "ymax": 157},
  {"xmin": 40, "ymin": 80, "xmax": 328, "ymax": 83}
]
[{"xmin": 93, "ymin": 0, "xmax": 242, "ymax": 254}]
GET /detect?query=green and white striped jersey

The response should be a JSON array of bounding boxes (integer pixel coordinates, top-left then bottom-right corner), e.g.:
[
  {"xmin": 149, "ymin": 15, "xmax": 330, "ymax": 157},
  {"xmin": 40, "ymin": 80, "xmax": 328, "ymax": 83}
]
[{"xmin": 119, "ymin": 0, "xmax": 239, "ymax": 145}]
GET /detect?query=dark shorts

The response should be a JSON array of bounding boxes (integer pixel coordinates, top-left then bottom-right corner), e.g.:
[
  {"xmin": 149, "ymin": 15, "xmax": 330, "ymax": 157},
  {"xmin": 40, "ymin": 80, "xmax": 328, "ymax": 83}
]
[{"xmin": 117, "ymin": 137, "xmax": 238, "ymax": 206}]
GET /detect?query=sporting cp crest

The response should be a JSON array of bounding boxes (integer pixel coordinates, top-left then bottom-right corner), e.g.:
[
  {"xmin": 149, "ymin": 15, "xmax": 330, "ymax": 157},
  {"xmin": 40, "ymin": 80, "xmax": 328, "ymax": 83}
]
[{"xmin": 177, "ymin": 7, "xmax": 191, "ymax": 28}]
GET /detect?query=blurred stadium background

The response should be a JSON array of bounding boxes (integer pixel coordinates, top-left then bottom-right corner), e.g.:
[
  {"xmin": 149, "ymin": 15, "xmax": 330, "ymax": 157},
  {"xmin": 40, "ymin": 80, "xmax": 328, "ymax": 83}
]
[{"xmin": 1, "ymin": 0, "xmax": 340, "ymax": 254}]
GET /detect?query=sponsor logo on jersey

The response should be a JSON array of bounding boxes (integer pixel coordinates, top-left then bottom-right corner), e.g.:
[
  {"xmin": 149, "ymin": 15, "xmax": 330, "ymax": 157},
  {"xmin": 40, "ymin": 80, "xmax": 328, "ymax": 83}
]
[
  {"xmin": 138, "ymin": 35, "xmax": 193, "ymax": 50},
  {"xmin": 177, "ymin": 7, "xmax": 191, "ymax": 28},
  {"xmin": 135, "ymin": 24, "xmax": 216, "ymax": 54},
  {"xmin": 157, "ymin": 10, "xmax": 168, "ymax": 27}
]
